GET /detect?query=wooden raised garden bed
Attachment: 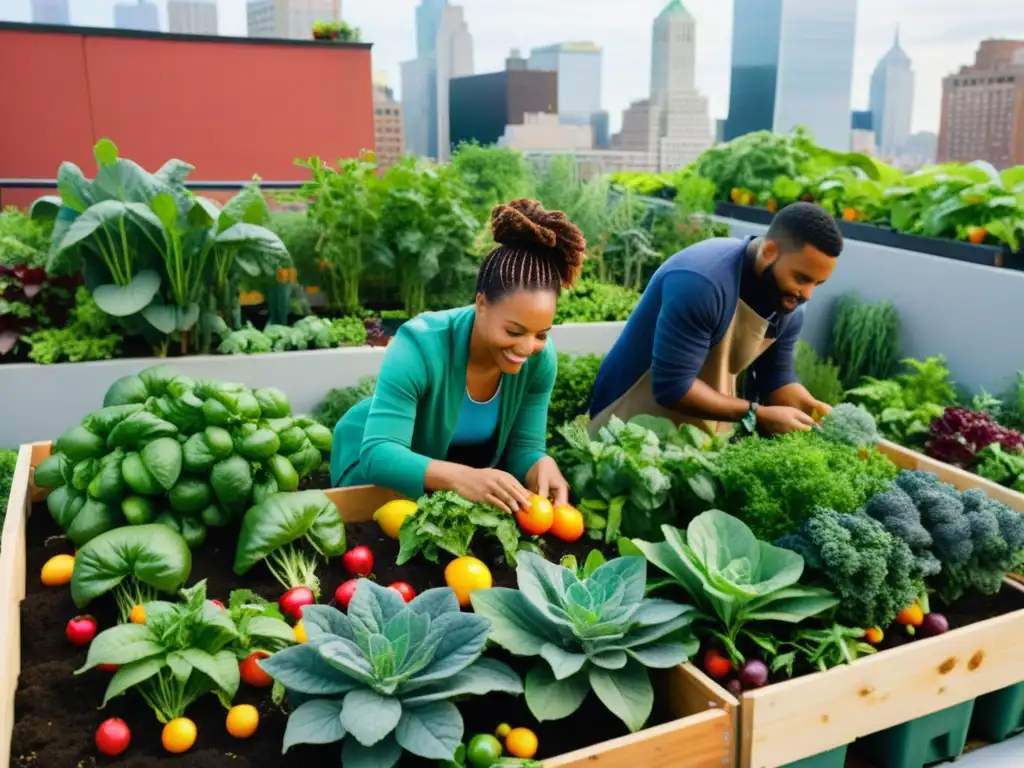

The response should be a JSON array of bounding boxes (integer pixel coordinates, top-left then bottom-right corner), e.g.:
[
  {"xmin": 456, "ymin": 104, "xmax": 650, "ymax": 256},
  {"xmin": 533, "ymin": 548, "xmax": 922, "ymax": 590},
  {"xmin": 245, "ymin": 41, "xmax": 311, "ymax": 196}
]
[{"xmin": 0, "ymin": 442, "xmax": 737, "ymax": 768}]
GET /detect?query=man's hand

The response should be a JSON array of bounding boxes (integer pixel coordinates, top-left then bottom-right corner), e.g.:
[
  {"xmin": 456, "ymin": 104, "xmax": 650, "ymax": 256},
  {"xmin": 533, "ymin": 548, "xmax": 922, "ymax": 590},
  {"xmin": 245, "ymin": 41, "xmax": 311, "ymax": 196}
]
[
  {"xmin": 755, "ymin": 404, "xmax": 816, "ymax": 434},
  {"xmin": 809, "ymin": 399, "xmax": 833, "ymax": 422},
  {"xmin": 526, "ymin": 456, "xmax": 570, "ymax": 507}
]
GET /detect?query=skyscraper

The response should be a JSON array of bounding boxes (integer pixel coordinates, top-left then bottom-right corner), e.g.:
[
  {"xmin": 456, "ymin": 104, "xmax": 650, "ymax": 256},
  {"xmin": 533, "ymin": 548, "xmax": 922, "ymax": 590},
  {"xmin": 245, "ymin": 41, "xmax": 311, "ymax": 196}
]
[
  {"xmin": 869, "ymin": 29, "xmax": 914, "ymax": 158},
  {"xmin": 724, "ymin": 0, "xmax": 858, "ymax": 151},
  {"xmin": 649, "ymin": 0, "xmax": 712, "ymax": 168},
  {"xmin": 114, "ymin": 0, "xmax": 161, "ymax": 32},
  {"xmin": 528, "ymin": 42, "xmax": 603, "ymax": 128},
  {"xmin": 247, "ymin": 0, "xmax": 342, "ymax": 40},
  {"xmin": 937, "ymin": 40, "xmax": 1024, "ymax": 168},
  {"xmin": 772, "ymin": 0, "xmax": 858, "ymax": 151},
  {"xmin": 374, "ymin": 77, "xmax": 405, "ymax": 173},
  {"xmin": 724, "ymin": 0, "xmax": 782, "ymax": 141},
  {"xmin": 168, "ymin": 0, "xmax": 219, "ymax": 35},
  {"xmin": 401, "ymin": 1, "xmax": 474, "ymax": 160},
  {"xmin": 31, "ymin": 0, "xmax": 69, "ymax": 24}
]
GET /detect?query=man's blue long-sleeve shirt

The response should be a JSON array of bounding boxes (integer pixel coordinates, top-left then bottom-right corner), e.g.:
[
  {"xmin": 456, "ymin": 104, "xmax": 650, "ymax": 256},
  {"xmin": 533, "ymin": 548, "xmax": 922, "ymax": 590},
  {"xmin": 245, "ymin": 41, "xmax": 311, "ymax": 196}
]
[{"xmin": 589, "ymin": 236, "xmax": 803, "ymax": 417}]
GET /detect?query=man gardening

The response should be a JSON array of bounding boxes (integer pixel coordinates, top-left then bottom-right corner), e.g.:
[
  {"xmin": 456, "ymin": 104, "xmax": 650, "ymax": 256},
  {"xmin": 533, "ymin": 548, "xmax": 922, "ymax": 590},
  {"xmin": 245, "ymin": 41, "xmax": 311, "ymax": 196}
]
[{"xmin": 588, "ymin": 202, "xmax": 842, "ymax": 436}]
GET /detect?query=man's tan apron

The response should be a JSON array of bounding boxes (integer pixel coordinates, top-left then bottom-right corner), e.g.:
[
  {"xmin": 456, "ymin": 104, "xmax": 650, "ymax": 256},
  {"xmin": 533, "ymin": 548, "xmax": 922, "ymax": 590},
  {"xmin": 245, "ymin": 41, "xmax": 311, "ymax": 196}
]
[{"xmin": 589, "ymin": 300, "xmax": 776, "ymax": 436}]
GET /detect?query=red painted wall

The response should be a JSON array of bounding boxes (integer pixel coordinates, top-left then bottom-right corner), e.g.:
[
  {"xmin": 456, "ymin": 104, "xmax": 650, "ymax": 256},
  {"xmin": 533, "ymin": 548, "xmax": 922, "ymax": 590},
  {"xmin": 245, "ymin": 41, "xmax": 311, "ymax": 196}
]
[{"xmin": 0, "ymin": 24, "xmax": 375, "ymax": 207}]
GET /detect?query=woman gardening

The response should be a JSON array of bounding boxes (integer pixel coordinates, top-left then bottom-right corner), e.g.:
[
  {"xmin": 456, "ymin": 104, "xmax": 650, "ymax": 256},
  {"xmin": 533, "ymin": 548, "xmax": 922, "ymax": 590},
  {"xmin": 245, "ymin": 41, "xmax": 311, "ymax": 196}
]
[{"xmin": 329, "ymin": 198, "xmax": 587, "ymax": 513}]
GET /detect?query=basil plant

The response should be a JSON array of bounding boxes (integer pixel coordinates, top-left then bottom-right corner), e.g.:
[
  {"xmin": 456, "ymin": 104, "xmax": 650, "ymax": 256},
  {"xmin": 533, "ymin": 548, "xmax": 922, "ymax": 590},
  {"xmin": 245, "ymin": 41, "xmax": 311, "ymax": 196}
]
[
  {"xmin": 260, "ymin": 580, "xmax": 523, "ymax": 767},
  {"xmin": 470, "ymin": 552, "xmax": 698, "ymax": 733}
]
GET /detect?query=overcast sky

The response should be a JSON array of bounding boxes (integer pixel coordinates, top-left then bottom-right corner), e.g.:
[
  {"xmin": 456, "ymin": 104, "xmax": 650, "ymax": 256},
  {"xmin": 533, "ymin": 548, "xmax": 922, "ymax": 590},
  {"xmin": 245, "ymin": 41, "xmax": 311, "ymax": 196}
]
[{"xmin": 5, "ymin": 0, "xmax": 1024, "ymax": 134}]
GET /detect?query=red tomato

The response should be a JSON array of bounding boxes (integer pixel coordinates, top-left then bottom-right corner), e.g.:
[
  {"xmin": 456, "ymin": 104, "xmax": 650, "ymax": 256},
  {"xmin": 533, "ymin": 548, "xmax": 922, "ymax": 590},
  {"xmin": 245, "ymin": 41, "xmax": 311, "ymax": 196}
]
[
  {"xmin": 342, "ymin": 546, "xmax": 374, "ymax": 577},
  {"xmin": 66, "ymin": 615, "xmax": 97, "ymax": 647},
  {"xmin": 210, "ymin": 599, "xmax": 226, "ymax": 609},
  {"xmin": 95, "ymin": 717, "xmax": 131, "ymax": 756},
  {"xmin": 239, "ymin": 651, "xmax": 274, "ymax": 688},
  {"xmin": 334, "ymin": 579, "xmax": 359, "ymax": 610},
  {"xmin": 703, "ymin": 648, "xmax": 733, "ymax": 680},
  {"xmin": 389, "ymin": 582, "xmax": 416, "ymax": 602},
  {"xmin": 97, "ymin": 663, "xmax": 119, "ymax": 673},
  {"xmin": 279, "ymin": 586, "xmax": 315, "ymax": 622}
]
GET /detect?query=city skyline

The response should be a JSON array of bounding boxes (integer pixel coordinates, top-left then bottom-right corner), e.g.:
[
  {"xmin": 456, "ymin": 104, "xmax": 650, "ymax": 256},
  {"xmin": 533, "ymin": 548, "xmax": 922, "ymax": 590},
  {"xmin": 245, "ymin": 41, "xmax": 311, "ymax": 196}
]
[{"xmin": 6, "ymin": 0, "xmax": 1024, "ymax": 136}]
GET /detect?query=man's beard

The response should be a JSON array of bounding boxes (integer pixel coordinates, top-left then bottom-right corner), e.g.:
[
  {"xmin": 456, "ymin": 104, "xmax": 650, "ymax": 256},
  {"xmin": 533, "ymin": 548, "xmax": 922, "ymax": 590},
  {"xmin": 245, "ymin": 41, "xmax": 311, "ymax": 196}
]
[{"xmin": 761, "ymin": 263, "xmax": 805, "ymax": 314}]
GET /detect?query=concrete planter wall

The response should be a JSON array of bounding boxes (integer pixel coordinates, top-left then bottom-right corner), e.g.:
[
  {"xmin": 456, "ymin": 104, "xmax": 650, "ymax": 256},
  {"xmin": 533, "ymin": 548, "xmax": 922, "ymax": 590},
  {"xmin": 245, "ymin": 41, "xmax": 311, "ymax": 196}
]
[
  {"xmin": 0, "ymin": 321, "xmax": 625, "ymax": 447},
  {"xmin": 721, "ymin": 218, "xmax": 1024, "ymax": 396}
]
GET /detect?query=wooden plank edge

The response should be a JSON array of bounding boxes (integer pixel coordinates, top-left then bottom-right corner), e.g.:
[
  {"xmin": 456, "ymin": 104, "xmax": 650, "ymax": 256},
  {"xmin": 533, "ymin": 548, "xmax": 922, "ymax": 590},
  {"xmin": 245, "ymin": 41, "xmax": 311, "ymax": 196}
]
[
  {"xmin": 877, "ymin": 440, "xmax": 1024, "ymax": 512},
  {"xmin": 0, "ymin": 444, "xmax": 36, "ymax": 768},
  {"xmin": 738, "ymin": 576, "xmax": 1024, "ymax": 767},
  {"xmin": 544, "ymin": 709, "xmax": 730, "ymax": 768}
]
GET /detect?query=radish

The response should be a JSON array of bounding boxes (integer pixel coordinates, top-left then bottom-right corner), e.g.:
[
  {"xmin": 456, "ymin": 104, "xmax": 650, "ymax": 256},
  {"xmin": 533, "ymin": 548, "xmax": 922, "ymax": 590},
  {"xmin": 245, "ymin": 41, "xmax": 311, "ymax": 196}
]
[
  {"xmin": 920, "ymin": 612, "xmax": 950, "ymax": 638},
  {"xmin": 279, "ymin": 586, "xmax": 315, "ymax": 621},
  {"xmin": 389, "ymin": 582, "xmax": 416, "ymax": 602},
  {"xmin": 95, "ymin": 717, "xmax": 131, "ymax": 756},
  {"xmin": 343, "ymin": 546, "xmax": 374, "ymax": 577},
  {"xmin": 66, "ymin": 615, "xmax": 97, "ymax": 647},
  {"xmin": 725, "ymin": 679, "xmax": 743, "ymax": 698},
  {"xmin": 334, "ymin": 579, "xmax": 359, "ymax": 610},
  {"xmin": 739, "ymin": 659, "xmax": 769, "ymax": 689}
]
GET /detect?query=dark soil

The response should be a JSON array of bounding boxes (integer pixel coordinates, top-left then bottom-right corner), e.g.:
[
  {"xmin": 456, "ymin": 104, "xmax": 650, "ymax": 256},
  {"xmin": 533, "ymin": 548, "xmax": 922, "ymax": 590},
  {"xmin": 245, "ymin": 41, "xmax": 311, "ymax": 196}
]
[{"xmin": 12, "ymin": 500, "xmax": 646, "ymax": 768}]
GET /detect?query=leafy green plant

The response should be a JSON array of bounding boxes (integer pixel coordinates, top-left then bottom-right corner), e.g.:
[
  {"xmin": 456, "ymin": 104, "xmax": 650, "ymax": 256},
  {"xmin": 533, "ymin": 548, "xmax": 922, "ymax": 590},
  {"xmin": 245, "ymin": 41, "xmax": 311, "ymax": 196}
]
[
  {"xmin": 233, "ymin": 490, "xmax": 347, "ymax": 599},
  {"xmin": 0, "ymin": 447, "xmax": 18, "ymax": 529},
  {"xmin": 558, "ymin": 416, "xmax": 718, "ymax": 542},
  {"xmin": 771, "ymin": 624, "xmax": 877, "ymax": 677},
  {"xmin": 546, "ymin": 353, "xmax": 603, "ymax": 442},
  {"xmin": 397, "ymin": 491, "xmax": 523, "ymax": 567},
  {"xmin": 218, "ymin": 316, "xmax": 368, "ymax": 355},
  {"xmin": 34, "ymin": 139, "xmax": 290, "ymax": 354},
  {"xmin": 554, "ymin": 279, "xmax": 640, "ymax": 324},
  {"xmin": 314, "ymin": 377, "xmax": 377, "ymax": 429},
  {"xmin": 69, "ymin": 523, "xmax": 192, "ymax": 621},
  {"xmin": 829, "ymin": 295, "xmax": 901, "ymax": 389},
  {"xmin": 75, "ymin": 580, "xmax": 241, "ymax": 722},
  {"xmin": 33, "ymin": 365, "xmax": 332, "ymax": 550},
  {"xmin": 471, "ymin": 552, "xmax": 697, "ymax": 732},
  {"xmin": 451, "ymin": 142, "xmax": 534, "ymax": 223},
  {"xmin": 845, "ymin": 356, "xmax": 957, "ymax": 447},
  {"xmin": 631, "ymin": 510, "xmax": 838, "ymax": 666},
  {"xmin": 775, "ymin": 509, "xmax": 922, "ymax": 629},
  {"xmin": 794, "ymin": 341, "xmax": 844, "ymax": 405},
  {"xmin": 225, "ymin": 588, "xmax": 296, "ymax": 659},
  {"xmin": 714, "ymin": 430, "xmax": 897, "ymax": 541},
  {"xmin": 0, "ymin": 205, "xmax": 52, "ymax": 268},
  {"xmin": 261, "ymin": 582, "xmax": 523, "ymax": 766},
  {"xmin": 25, "ymin": 286, "xmax": 121, "ymax": 364}
]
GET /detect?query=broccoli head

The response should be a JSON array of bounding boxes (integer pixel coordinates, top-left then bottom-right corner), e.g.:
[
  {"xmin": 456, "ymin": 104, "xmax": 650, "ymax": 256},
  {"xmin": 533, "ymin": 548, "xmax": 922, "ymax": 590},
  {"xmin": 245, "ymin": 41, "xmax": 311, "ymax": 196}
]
[
  {"xmin": 777, "ymin": 509, "xmax": 921, "ymax": 629},
  {"xmin": 819, "ymin": 403, "xmax": 881, "ymax": 449}
]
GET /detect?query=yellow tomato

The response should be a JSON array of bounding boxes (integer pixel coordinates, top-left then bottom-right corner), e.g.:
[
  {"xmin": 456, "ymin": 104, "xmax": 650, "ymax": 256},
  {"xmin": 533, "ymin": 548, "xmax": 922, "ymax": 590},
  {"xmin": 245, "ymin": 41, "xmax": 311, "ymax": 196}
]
[
  {"xmin": 129, "ymin": 605, "xmax": 146, "ymax": 625},
  {"xmin": 506, "ymin": 727, "xmax": 538, "ymax": 759},
  {"xmin": 549, "ymin": 505, "xmax": 585, "ymax": 543},
  {"xmin": 294, "ymin": 622, "xmax": 308, "ymax": 644},
  {"xmin": 495, "ymin": 722, "xmax": 511, "ymax": 739},
  {"xmin": 226, "ymin": 704, "xmax": 260, "ymax": 739},
  {"xmin": 373, "ymin": 499, "xmax": 418, "ymax": 539},
  {"xmin": 444, "ymin": 556, "xmax": 493, "ymax": 607},
  {"xmin": 515, "ymin": 495, "xmax": 553, "ymax": 536},
  {"xmin": 40, "ymin": 554, "xmax": 75, "ymax": 587},
  {"xmin": 162, "ymin": 717, "xmax": 197, "ymax": 754}
]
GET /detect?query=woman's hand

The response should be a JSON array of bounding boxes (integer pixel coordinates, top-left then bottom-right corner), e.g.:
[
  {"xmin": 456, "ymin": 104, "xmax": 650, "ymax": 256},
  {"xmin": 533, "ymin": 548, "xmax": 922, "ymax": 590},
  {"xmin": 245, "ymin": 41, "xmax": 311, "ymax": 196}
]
[
  {"xmin": 451, "ymin": 468, "xmax": 532, "ymax": 515},
  {"xmin": 527, "ymin": 456, "xmax": 570, "ymax": 507}
]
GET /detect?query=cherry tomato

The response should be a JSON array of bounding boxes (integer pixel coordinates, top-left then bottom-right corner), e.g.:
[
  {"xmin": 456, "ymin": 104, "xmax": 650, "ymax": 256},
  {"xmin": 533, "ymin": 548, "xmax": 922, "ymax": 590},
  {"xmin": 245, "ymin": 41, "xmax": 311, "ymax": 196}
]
[
  {"xmin": 279, "ymin": 586, "xmax": 315, "ymax": 621},
  {"xmin": 226, "ymin": 704, "xmax": 260, "ymax": 739},
  {"xmin": 161, "ymin": 717, "xmax": 197, "ymax": 754},
  {"xmin": 129, "ymin": 605, "xmax": 146, "ymax": 624},
  {"xmin": 549, "ymin": 504, "xmax": 585, "ymax": 542},
  {"xmin": 210, "ymin": 599, "xmax": 226, "ymax": 609},
  {"xmin": 703, "ymin": 648, "xmax": 733, "ymax": 679},
  {"xmin": 66, "ymin": 615, "xmax": 97, "ymax": 647},
  {"xmin": 95, "ymin": 717, "xmax": 131, "ymax": 756},
  {"xmin": 389, "ymin": 582, "xmax": 416, "ymax": 602},
  {"xmin": 342, "ymin": 545, "xmax": 374, "ymax": 577},
  {"xmin": 239, "ymin": 651, "xmax": 273, "ymax": 688},
  {"xmin": 97, "ymin": 663, "xmax": 119, "ymax": 673},
  {"xmin": 334, "ymin": 579, "xmax": 359, "ymax": 610}
]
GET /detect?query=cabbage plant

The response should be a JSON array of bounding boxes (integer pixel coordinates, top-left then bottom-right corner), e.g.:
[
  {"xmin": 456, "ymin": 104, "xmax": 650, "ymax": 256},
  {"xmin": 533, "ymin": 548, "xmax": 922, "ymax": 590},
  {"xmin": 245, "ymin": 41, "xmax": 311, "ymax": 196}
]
[
  {"xmin": 260, "ymin": 581, "xmax": 522, "ymax": 767},
  {"xmin": 470, "ymin": 552, "xmax": 697, "ymax": 733}
]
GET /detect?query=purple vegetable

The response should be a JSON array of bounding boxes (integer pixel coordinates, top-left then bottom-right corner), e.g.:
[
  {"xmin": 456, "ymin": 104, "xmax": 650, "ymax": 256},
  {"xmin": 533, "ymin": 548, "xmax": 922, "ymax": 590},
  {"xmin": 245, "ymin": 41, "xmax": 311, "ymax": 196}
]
[
  {"xmin": 920, "ymin": 612, "xmax": 950, "ymax": 637},
  {"xmin": 739, "ymin": 659, "xmax": 769, "ymax": 689},
  {"xmin": 725, "ymin": 679, "xmax": 743, "ymax": 697}
]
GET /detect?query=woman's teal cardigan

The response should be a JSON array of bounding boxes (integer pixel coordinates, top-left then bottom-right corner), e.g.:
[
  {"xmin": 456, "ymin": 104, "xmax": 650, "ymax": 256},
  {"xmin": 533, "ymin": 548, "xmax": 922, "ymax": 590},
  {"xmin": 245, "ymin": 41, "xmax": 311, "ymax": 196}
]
[{"xmin": 329, "ymin": 305, "xmax": 556, "ymax": 498}]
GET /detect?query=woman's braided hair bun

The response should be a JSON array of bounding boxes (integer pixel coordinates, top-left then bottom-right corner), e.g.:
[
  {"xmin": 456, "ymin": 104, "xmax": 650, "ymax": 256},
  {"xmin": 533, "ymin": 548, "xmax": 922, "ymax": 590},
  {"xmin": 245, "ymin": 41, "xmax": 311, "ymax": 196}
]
[{"xmin": 489, "ymin": 198, "xmax": 587, "ymax": 289}]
